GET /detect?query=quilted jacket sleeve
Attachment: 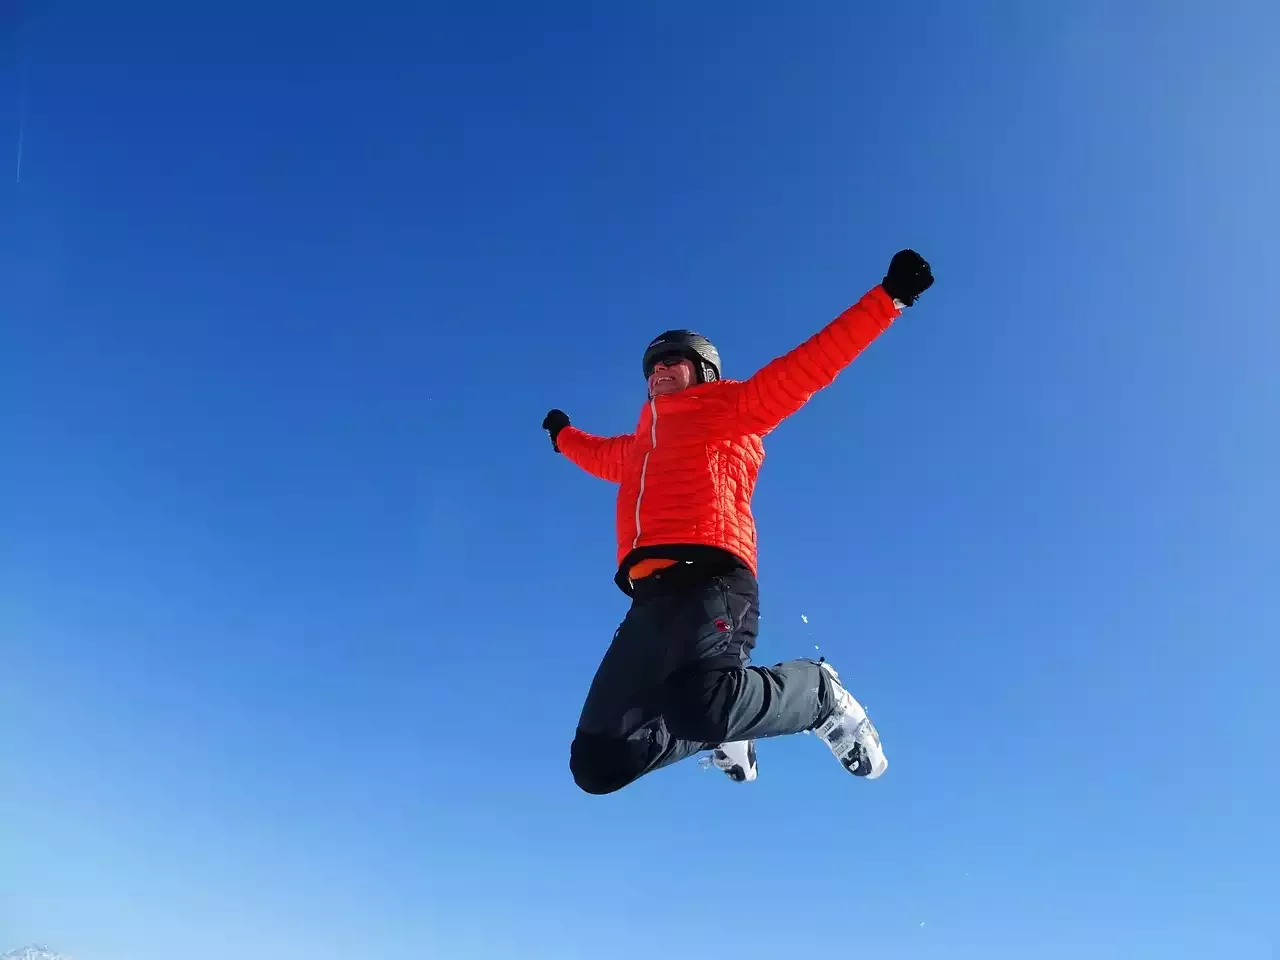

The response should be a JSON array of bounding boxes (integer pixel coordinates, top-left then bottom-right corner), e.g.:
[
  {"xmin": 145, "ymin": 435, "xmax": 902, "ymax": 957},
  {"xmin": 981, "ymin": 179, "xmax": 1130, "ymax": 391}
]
[
  {"xmin": 732, "ymin": 285, "xmax": 901, "ymax": 435},
  {"xmin": 556, "ymin": 425, "xmax": 635, "ymax": 484}
]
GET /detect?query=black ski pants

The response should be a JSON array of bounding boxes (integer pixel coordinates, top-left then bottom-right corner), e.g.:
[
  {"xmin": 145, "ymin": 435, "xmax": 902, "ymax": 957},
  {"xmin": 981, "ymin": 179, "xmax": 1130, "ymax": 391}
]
[{"xmin": 570, "ymin": 560, "xmax": 835, "ymax": 795}]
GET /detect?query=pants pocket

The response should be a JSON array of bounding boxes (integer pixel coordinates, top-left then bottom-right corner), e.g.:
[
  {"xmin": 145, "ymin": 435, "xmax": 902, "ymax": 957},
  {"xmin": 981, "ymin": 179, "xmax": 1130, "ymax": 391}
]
[{"xmin": 661, "ymin": 578, "xmax": 738, "ymax": 673}]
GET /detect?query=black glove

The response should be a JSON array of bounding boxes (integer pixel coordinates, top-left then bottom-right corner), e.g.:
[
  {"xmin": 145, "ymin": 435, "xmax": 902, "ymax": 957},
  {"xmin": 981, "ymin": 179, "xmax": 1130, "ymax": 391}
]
[
  {"xmin": 882, "ymin": 249, "xmax": 933, "ymax": 306},
  {"xmin": 542, "ymin": 409, "xmax": 570, "ymax": 452}
]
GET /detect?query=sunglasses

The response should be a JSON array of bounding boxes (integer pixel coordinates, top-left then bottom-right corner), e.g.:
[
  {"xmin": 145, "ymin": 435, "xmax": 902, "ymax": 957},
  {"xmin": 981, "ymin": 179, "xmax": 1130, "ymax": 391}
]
[{"xmin": 646, "ymin": 352, "xmax": 689, "ymax": 375}]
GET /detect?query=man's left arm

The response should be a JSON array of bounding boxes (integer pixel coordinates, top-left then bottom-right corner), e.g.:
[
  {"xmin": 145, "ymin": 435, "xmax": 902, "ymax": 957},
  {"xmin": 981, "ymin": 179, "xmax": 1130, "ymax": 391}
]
[{"xmin": 731, "ymin": 250, "xmax": 933, "ymax": 435}]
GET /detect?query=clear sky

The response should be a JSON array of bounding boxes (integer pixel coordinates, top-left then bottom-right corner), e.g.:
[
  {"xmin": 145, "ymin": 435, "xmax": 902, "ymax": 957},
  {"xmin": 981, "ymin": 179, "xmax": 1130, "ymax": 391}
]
[{"xmin": 2, "ymin": 3, "xmax": 1277, "ymax": 959}]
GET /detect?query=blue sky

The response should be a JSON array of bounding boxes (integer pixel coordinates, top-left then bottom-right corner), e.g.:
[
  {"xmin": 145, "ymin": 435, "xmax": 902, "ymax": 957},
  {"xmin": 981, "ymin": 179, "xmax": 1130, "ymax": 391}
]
[{"xmin": 2, "ymin": 3, "xmax": 1277, "ymax": 958}]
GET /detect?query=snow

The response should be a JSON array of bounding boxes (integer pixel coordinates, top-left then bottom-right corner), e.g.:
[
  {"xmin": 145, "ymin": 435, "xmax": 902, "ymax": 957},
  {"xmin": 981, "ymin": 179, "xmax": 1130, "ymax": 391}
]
[{"xmin": 3, "ymin": 947, "xmax": 73, "ymax": 960}]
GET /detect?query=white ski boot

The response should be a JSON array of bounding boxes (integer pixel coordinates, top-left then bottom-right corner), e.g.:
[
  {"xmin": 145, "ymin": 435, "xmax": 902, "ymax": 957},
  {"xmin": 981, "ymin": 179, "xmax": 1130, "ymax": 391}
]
[
  {"xmin": 711, "ymin": 740, "xmax": 758, "ymax": 782},
  {"xmin": 813, "ymin": 660, "xmax": 887, "ymax": 779}
]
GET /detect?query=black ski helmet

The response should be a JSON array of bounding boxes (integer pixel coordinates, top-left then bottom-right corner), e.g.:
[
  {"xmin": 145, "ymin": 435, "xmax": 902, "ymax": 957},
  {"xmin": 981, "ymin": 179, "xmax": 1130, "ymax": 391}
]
[{"xmin": 642, "ymin": 330, "xmax": 721, "ymax": 384}]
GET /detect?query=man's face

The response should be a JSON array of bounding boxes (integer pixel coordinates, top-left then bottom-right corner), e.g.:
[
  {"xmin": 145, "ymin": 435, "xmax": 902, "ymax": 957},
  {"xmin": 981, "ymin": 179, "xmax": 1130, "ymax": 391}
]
[{"xmin": 647, "ymin": 356, "xmax": 696, "ymax": 396}]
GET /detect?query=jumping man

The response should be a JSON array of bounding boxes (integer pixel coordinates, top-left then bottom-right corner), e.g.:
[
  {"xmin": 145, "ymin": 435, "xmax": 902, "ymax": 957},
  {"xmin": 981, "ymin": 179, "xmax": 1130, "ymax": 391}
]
[{"xmin": 542, "ymin": 249, "xmax": 934, "ymax": 794}]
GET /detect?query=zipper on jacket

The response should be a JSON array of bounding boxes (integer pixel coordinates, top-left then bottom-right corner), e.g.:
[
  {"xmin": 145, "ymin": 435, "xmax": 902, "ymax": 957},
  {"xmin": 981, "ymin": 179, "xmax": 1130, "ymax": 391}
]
[{"xmin": 632, "ymin": 397, "xmax": 658, "ymax": 549}]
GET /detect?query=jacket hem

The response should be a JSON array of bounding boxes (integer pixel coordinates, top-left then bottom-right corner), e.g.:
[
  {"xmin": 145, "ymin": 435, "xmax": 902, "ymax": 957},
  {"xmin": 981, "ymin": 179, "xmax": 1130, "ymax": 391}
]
[{"xmin": 613, "ymin": 543, "xmax": 754, "ymax": 596}]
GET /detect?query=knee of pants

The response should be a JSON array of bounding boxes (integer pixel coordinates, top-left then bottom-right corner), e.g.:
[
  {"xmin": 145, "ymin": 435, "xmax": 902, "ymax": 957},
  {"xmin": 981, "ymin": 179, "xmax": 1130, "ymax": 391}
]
[
  {"xmin": 569, "ymin": 730, "xmax": 645, "ymax": 796},
  {"xmin": 661, "ymin": 667, "xmax": 734, "ymax": 744}
]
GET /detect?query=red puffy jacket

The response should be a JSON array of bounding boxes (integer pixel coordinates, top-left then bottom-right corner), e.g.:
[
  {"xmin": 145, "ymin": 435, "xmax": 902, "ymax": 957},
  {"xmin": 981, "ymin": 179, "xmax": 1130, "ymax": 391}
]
[{"xmin": 558, "ymin": 285, "xmax": 901, "ymax": 593}]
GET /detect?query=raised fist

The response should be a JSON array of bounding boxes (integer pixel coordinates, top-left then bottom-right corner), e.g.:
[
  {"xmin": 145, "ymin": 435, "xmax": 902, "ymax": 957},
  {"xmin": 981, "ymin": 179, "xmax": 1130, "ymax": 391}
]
[
  {"xmin": 882, "ymin": 249, "xmax": 933, "ymax": 306},
  {"xmin": 542, "ymin": 409, "xmax": 570, "ymax": 451}
]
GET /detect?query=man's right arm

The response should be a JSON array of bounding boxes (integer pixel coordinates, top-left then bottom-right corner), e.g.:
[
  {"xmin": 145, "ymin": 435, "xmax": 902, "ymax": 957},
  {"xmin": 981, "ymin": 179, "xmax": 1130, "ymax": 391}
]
[{"xmin": 542, "ymin": 409, "xmax": 634, "ymax": 484}]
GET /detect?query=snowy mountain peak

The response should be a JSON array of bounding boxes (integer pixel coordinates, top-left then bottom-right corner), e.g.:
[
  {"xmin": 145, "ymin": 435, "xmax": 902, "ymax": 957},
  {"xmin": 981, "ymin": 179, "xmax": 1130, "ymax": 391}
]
[{"xmin": 2, "ymin": 946, "xmax": 72, "ymax": 960}]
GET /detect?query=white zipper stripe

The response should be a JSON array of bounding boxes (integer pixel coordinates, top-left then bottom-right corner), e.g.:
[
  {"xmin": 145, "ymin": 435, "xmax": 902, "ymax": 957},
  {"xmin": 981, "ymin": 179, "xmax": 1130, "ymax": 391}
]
[{"xmin": 632, "ymin": 397, "xmax": 658, "ymax": 549}]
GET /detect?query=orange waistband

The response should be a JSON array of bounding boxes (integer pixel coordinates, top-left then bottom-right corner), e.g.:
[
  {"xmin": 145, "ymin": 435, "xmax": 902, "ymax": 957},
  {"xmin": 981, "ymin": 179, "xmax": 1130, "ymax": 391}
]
[{"xmin": 627, "ymin": 557, "xmax": 680, "ymax": 580}]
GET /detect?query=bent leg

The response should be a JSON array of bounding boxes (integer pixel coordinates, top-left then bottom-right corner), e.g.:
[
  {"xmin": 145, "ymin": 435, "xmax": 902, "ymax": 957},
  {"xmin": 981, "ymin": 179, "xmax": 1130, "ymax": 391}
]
[
  {"xmin": 569, "ymin": 608, "xmax": 705, "ymax": 796},
  {"xmin": 655, "ymin": 564, "xmax": 835, "ymax": 745},
  {"xmin": 661, "ymin": 658, "xmax": 830, "ymax": 745}
]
